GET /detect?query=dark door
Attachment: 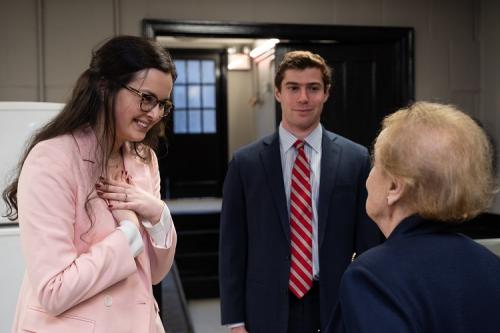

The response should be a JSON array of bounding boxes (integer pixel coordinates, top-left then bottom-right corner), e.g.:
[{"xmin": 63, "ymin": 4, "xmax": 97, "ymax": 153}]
[
  {"xmin": 158, "ymin": 49, "xmax": 228, "ymax": 198},
  {"xmin": 276, "ymin": 42, "xmax": 411, "ymax": 149}
]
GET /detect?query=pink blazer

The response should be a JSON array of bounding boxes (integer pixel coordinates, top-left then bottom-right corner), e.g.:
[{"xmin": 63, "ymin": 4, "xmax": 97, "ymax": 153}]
[{"xmin": 11, "ymin": 127, "xmax": 177, "ymax": 333}]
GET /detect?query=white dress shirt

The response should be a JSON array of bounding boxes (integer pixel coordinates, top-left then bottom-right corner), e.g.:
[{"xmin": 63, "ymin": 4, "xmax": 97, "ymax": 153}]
[{"xmin": 279, "ymin": 123, "xmax": 322, "ymax": 279}]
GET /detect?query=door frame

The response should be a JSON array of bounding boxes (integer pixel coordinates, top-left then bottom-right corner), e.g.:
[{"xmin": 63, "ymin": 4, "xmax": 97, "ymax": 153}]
[{"xmin": 142, "ymin": 19, "xmax": 414, "ymax": 102}]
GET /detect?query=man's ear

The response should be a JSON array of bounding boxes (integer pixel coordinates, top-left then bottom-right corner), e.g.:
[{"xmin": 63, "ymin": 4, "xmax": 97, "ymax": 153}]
[
  {"xmin": 387, "ymin": 176, "xmax": 406, "ymax": 206},
  {"xmin": 274, "ymin": 88, "xmax": 282, "ymax": 103},
  {"xmin": 323, "ymin": 84, "xmax": 331, "ymax": 102}
]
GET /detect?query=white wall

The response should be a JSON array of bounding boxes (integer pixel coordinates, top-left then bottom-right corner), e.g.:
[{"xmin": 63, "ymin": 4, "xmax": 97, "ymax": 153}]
[
  {"xmin": 0, "ymin": 0, "xmax": 483, "ymax": 112},
  {"xmin": 0, "ymin": 0, "xmax": 498, "ymax": 211},
  {"xmin": 227, "ymin": 50, "xmax": 278, "ymax": 158},
  {"xmin": 227, "ymin": 70, "xmax": 255, "ymax": 157},
  {"xmin": 254, "ymin": 53, "xmax": 278, "ymax": 141}
]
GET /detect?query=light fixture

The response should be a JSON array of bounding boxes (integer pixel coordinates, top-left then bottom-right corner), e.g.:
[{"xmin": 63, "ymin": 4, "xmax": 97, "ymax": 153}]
[
  {"xmin": 227, "ymin": 46, "xmax": 251, "ymax": 71},
  {"xmin": 249, "ymin": 38, "xmax": 280, "ymax": 59}
]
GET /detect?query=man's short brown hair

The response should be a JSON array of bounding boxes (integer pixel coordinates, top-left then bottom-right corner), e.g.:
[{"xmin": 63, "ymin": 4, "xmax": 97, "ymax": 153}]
[{"xmin": 274, "ymin": 51, "xmax": 331, "ymax": 92}]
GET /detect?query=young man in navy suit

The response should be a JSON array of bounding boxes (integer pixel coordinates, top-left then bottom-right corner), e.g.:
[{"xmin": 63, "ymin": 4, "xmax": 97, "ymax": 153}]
[{"xmin": 219, "ymin": 50, "xmax": 380, "ymax": 332}]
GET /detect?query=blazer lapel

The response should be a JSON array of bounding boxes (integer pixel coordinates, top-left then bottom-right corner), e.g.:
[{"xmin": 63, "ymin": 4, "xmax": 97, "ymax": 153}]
[
  {"xmin": 318, "ymin": 130, "xmax": 341, "ymax": 248},
  {"xmin": 71, "ymin": 126, "xmax": 101, "ymax": 182},
  {"xmin": 260, "ymin": 133, "xmax": 290, "ymax": 242}
]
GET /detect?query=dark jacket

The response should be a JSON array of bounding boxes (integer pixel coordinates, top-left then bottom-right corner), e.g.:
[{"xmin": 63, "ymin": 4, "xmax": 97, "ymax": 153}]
[
  {"xmin": 327, "ymin": 214, "xmax": 500, "ymax": 333},
  {"xmin": 219, "ymin": 129, "xmax": 381, "ymax": 332}
]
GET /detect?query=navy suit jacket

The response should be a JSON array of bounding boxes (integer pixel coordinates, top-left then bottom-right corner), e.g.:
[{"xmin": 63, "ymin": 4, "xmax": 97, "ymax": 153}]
[
  {"xmin": 219, "ymin": 129, "xmax": 381, "ymax": 332},
  {"xmin": 326, "ymin": 214, "xmax": 500, "ymax": 333}
]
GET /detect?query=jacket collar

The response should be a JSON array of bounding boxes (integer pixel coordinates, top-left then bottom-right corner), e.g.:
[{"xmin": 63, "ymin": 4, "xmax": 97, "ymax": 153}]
[
  {"xmin": 387, "ymin": 214, "xmax": 450, "ymax": 241},
  {"xmin": 317, "ymin": 129, "xmax": 340, "ymax": 247},
  {"xmin": 71, "ymin": 125, "xmax": 100, "ymax": 164},
  {"xmin": 261, "ymin": 132, "xmax": 290, "ymax": 242}
]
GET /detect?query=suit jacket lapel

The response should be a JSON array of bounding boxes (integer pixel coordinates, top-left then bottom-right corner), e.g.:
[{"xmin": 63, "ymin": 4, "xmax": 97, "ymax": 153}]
[
  {"xmin": 260, "ymin": 133, "xmax": 290, "ymax": 242},
  {"xmin": 318, "ymin": 130, "xmax": 341, "ymax": 248}
]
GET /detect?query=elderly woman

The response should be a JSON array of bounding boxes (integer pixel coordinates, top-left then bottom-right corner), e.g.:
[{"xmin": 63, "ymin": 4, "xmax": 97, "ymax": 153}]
[{"xmin": 326, "ymin": 102, "xmax": 500, "ymax": 332}]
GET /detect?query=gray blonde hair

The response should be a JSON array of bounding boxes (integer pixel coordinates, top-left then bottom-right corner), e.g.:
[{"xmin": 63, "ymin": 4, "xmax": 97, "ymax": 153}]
[{"xmin": 375, "ymin": 101, "xmax": 497, "ymax": 222}]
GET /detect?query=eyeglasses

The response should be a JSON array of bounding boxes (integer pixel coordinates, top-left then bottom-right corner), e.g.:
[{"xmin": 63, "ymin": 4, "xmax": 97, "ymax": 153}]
[{"xmin": 122, "ymin": 85, "xmax": 174, "ymax": 118}]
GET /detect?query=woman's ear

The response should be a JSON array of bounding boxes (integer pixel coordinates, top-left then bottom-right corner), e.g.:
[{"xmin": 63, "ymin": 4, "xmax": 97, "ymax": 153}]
[
  {"xmin": 387, "ymin": 177, "xmax": 406, "ymax": 206},
  {"xmin": 323, "ymin": 84, "xmax": 331, "ymax": 102}
]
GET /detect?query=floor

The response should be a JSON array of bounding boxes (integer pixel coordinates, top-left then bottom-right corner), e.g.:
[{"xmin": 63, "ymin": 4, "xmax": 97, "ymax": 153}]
[{"xmin": 188, "ymin": 298, "xmax": 226, "ymax": 333}]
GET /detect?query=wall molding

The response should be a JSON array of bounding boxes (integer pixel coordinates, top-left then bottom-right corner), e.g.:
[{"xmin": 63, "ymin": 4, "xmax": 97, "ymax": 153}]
[{"xmin": 36, "ymin": 0, "xmax": 45, "ymax": 101}]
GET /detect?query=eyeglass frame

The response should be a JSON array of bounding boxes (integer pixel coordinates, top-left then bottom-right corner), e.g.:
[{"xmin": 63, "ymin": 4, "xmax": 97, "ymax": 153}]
[{"xmin": 121, "ymin": 84, "xmax": 174, "ymax": 118}]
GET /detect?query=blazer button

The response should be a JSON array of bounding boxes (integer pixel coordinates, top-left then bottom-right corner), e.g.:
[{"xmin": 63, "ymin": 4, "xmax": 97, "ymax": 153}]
[{"xmin": 104, "ymin": 295, "xmax": 113, "ymax": 307}]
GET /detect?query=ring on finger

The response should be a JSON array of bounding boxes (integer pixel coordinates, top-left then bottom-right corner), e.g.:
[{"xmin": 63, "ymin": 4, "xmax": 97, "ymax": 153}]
[{"xmin": 124, "ymin": 192, "xmax": 128, "ymax": 202}]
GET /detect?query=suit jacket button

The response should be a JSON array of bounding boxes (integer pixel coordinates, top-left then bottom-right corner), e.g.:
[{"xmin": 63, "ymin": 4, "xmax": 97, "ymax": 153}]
[{"xmin": 104, "ymin": 295, "xmax": 113, "ymax": 307}]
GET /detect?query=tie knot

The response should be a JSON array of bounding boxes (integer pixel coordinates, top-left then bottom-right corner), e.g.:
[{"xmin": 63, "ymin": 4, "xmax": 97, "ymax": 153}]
[{"xmin": 294, "ymin": 140, "xmax": 305, "ymax": 150}]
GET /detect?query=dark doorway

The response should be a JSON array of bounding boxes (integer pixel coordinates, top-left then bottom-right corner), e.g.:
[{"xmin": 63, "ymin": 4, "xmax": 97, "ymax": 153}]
[{"xmin": 159, "ymin": 49, "xmax": 228, "ymax": 198}]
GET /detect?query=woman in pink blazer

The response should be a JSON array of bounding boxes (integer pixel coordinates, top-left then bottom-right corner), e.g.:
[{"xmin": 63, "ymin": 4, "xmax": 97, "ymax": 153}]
[{"xmin": 4, "ymin": 36, "xmax": 177, "ymax": 333}]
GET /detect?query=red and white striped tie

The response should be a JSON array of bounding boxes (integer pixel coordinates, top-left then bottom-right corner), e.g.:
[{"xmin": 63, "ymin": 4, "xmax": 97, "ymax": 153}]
[{"xmin": 289, "ymin": 140, "xmax": 313, "ymax": 299}]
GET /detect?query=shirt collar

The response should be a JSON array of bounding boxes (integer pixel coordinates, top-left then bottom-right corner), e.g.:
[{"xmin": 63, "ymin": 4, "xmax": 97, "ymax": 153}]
[{"xmin": 279, "ymin": 123, "xmax": 322, "ymax": 153}]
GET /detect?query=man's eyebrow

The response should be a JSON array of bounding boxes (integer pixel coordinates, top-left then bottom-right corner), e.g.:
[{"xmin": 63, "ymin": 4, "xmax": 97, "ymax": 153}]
[{"xmin": 284, "ymin": 82, "xmax": 323, "ymax": 86}]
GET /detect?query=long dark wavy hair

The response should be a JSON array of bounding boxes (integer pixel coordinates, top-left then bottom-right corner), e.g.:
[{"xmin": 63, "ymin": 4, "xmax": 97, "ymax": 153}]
[{"xmin": 2, "ymin": 35, "xmax": 177, "ymax": 224}]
